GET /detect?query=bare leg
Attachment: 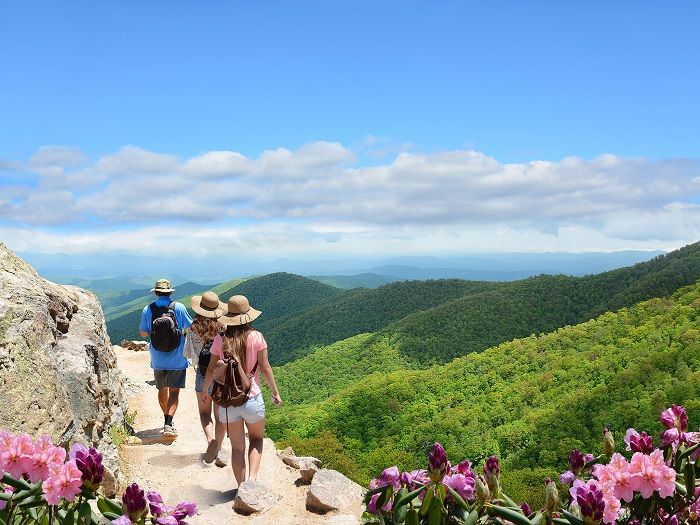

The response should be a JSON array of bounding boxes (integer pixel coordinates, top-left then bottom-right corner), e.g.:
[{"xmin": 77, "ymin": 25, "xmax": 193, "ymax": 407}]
[
  {"xmin": 227, "ymin": 419, "xmax": 246, "ymax": 486},
  {"xmin": 157, "ymin": 387, "xmax": 168, "ymax": 414},
  {"xmin": 196, "ymin": 391, "xmax": 215, "ymax": 443},
  {"xmin": 246, "ymin": 419, "xmax": 265, "ymax": 481},
  {"xmin": 166, "ymin": 387, "xmax": 180, "ymax": 417},
  {"xmin": 214, "ymin": 405, "xmax": 226, "ymax": 452}
]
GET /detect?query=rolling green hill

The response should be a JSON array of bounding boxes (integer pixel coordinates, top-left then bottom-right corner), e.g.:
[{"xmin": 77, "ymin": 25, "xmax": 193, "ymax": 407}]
[
  {"xmin": 267, "ymin": 280, "xmax": 700, "ymax": 506},
  {"xmin": 263, "ymin": 242, "xmax": 700, "ymax": 366},
  {"xmin": 264, "ymin": 279, "xmax": 505, "ymax": 365}
]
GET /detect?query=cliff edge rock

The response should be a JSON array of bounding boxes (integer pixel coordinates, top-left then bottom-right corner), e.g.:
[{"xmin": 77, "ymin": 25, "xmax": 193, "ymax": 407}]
[{"xmin": 0, "ymin": 243, "xmax": 127, "ymax": 495}]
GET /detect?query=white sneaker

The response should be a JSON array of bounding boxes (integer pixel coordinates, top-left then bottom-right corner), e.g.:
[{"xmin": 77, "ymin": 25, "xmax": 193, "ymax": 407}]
[{"xmin": 163, "ymin": 424, "xmax": 178, "ymax": 437}]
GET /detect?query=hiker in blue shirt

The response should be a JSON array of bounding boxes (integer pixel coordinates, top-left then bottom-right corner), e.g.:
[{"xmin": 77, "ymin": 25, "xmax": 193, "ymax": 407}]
[{"xmin": 139, "ymin": 278, "xmax": 193, "ymax": 437}]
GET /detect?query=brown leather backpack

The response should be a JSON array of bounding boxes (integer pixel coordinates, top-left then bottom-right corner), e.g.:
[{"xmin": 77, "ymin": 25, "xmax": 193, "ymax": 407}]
[{"xmin": 211, "ymin": 354, "xmax": 257, "ymax": 408}]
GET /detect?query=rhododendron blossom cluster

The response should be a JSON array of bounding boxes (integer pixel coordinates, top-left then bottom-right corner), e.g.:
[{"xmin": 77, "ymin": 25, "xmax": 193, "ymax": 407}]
[
  {"xmin": 364, "ymin": 405, "xmax": 700, "ymax": 525},
  {"xmin": 0, "ymin": 431, "xmax": 197, "ymax": 525}
]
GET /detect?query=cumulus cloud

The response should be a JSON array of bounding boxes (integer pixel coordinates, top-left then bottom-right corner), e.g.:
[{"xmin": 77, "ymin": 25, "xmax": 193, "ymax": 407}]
[{"xmin": 1, "ymin": 141, "xmax": 699, "ymax": 254}]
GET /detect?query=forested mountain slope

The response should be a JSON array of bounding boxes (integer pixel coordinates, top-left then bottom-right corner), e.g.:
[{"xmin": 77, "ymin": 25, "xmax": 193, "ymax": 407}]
[
  {"xmin": 267, "ymin": 280, "xmax": 700, "ymax": 506},
  {"xmin": 264, "ymin": 279, "xmax": 505, "ymax": 365},
  {"xmin": 389, "ymin": 241, "xmax": 700, "ymax": 364}
]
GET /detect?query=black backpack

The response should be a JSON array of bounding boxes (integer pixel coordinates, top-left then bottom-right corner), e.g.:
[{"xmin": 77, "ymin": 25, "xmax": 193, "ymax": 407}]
[
  {"xmin": 149, "ymin": 302, "xmax": 181, "ymax": 352},
  {"xmin": 197, "ymin": 339, "xmax": 214, "ymax": 376}
]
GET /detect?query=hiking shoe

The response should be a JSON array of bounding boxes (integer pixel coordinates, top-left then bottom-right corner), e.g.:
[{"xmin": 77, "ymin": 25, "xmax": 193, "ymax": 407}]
[
  {"xmin": 214, "ymin": 449, "xmax": 228, "ymax": 468},
  {"xmin": 203, "ymin": 440, "xmax": 218, "ymax": 464},
  {"xmin": 163, "ymin": 425, "xmax": 178, "ymax": 437}
]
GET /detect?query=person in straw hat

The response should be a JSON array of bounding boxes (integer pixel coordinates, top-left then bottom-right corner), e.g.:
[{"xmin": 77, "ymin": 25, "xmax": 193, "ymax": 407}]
[
  {"xmin": 210, "ymin": 294, "xmax": 282, "ymax": 489},
  {"xmin": 184, "ymin": 291, "xmax": 228, "ymax": 467},
  {"xmin": 139, "ymin": 278, "xmax": 193, "ymax": 437}
]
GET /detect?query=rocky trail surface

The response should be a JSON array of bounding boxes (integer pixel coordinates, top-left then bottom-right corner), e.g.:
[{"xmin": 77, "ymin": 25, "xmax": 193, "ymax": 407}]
[{"xmin": 115, "ymin": 345, "xmax": 364, "ymax": 524}]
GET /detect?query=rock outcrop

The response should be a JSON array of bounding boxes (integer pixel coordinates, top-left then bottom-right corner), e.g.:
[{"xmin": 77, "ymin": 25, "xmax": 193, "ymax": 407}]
[
  {"xmin": 233, "ymin": 480, "xmax": 282, "ymax": 514},
  {"xmin": 0, "ymin": 243, "xmax": 128, "ymax": 495},
  {"xmin": 306, "ymin": 469, "xmax": 365, "ymax": 514}
]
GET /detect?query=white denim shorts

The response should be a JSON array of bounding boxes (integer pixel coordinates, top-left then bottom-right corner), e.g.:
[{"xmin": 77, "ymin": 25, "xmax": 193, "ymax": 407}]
[{"xmin": 217, "ymin": 394, "xmax": 265, "ymax": 424}]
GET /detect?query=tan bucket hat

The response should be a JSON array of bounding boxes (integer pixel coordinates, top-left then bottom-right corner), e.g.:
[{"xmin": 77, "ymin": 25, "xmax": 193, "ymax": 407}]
[
  {"xmin": 151, "ymin": 278, "xmax": 175, "ymax": 293},
  {"xmin": 219, "ymin": 295, "xmax": 262, "ymax": 326},
  {"xmin": 191, "ymin": 291, "xmax": 226, "ymax": 318}
]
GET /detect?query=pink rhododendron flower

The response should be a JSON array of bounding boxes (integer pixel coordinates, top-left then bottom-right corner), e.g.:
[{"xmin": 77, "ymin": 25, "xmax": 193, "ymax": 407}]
[
  {"xmin": 602, "ymin": 493, "xmax": 621, "ymax": 525},
  {"xmin": 560, "ymin": 470, "xmax": 576, "ymax": 486},
  {"xmin": 2, "ymin": 433, "xmax": 34, "ymax": 478},
  {"xmin": 594, "ymin": 453, "xmax": 635, "ymax": 503},
  {"xmin": 367, "ymin": 492, "xmax": 392, "ymax": 514},
  {"xmin": 660, "ymin": 405, "xmax": 688, "ymax": 432},
  {"xmin": 27, "ymin": 435, "xmax": 66, "ymax": 483},
  {"xmin": 111, "ymin": 517, "xmax": 132, "ymax": 525},
  {"xmin": 443, "ymin": 472, "xmax": 475, "ymax": 501},
  {"xmin": 42, "ymin": 460, "xmax": 83, "ymax": 505},
  {"xmin": 378, "ymin": 466, "xmax": 401, "ymax": 489},
  {"xmin": 624, "ymin": 429, "xmax": 654, "ymax": 454}
]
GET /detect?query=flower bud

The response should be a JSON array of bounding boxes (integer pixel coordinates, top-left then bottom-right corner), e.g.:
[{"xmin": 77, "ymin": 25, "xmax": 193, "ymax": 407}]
[
  {"xmin": 71, "ymin": 445, "xmax": 104, "ymax": 491},
  {"xmin": 568, "ymin": 449, "xmax": 585, "ymax": 475},
  {"xmin": 660, "ymin": 405, "xmax": 688, "ymax": 432},
  {"xmin": 122, "ymin": 483, "xmax": 148, "ymax": 522},
  {"xmin": 483, "ymin": 456, "xmax": 501, "ymax": 496},
  {"xmin": 428, "ymin": 443, "xmax": 449, "ymax": 482},
  {"xmin": 520, "ymin": 502, "xmax": 532, "ymax": 517},
  {"xmin": 475, "ymin": 474, "xmax": 490, "ymax": 503},
  {"xmin": 602, "ymin": 428, "xmax": 615, "ymax": 456},
  {"xmin": 544, "ymin": 478, "xmax": 559, "ymax": 514},
  {"xmin": 560, "ymin": 470, "xmax": 576, "ymax": 486}
]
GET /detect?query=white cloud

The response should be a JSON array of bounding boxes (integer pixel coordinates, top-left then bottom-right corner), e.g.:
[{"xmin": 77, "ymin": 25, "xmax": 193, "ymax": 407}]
[{"xmin": 1, "ymin": 142, "xmax": 699, "ymax": 254}]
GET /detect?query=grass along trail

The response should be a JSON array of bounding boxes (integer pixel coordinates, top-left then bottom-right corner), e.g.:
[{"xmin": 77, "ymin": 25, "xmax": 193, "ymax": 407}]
[{"xmin": 114, "ymin": 346, "xmax": 362, "ymax": 524}]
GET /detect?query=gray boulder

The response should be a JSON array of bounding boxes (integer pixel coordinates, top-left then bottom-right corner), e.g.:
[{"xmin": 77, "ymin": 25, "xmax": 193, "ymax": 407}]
[
  {"xmin": 0, "ymin": 244, "xmax": 127, "ymax": 495},
  {"xmin": 233, "ymin": 480, "xmax": 281, "ymax": 514},
  {"xmin": 306, "ymin": 469, "xmax": 364, "ymax": 514},
  {"xmin": 277, "ymin": 447, "xmax": 323, "ymax": 470},
  {"xmin": 299, "ymin": 457, "xmax": 320, "ymax": 484}
]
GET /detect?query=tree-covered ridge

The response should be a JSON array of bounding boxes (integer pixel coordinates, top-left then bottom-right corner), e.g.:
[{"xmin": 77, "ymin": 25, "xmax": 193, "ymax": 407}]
[
  {"xmin": 388, "ymin": 241, "xmax": 700, "ymax": 364},
  {"xmin": 265, "ymin": 279, "xmax": 504, "ymax": 365},
  {"xmin": 267, "ymin": 281, "xmax": 700, "ymax": 506},
  {"xmin": 217, "ymin": 272, "xmax": 345, "ymax": 326}
]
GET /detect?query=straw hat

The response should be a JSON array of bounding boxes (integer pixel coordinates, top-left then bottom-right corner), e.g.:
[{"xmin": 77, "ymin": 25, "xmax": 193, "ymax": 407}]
[
  {"xmin": 151, "ymin": 278, "xmax": 175, "ymax": 293},
  {"xmin": 219, "ymin": 295, "xmax": 262, "ymax": 326},
  {"xmin": 190, "ymin": 291, "xmax": 226, "ymax": 318}
]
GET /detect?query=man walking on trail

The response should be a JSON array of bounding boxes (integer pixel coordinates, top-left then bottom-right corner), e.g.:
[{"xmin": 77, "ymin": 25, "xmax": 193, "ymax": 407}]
[{"xmin": 139, "ymin": 279, "xmax": 192, "ymax": 437}]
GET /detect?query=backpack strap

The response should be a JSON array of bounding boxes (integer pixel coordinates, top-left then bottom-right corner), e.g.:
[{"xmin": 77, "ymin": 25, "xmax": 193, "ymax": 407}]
[
  {"xmin": 167, "ymin": 302, "xmax": 181, "ymax": 331},
  {"xmin": 248, "ymin": 361, "xmax": 258, "ymax": 378}
]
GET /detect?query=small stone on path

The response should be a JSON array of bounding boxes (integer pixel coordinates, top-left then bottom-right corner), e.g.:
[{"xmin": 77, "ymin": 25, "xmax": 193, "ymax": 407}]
[
  {"xmin": 233, "ymin": 480, "xmax": 281, "ymax": 515},
  {"xmin": 299, "ymin": 458, "xmax": 320, "ymax": 484},
  {"xmin": 306, "ymin": 469, "xmax": 364, "ymax": 514}
]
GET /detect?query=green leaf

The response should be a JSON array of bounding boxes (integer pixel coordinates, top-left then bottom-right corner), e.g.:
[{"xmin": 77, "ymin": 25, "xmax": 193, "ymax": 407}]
[
  {"xmin": 560, "ymin": 509, "xmax": 585, "ymax": 525},
  {"xmin": 97, "ymin": 497, "xmax": 123, "ymax": 515},
  {"xmin": 364, "ymin": 484, "xmax": 391, "ymax": 503},
  {"xmin": 486, "ymin": 504, "xmax": 533, "ymax": 525},
  {"xmin": 406, "ymin": 508, "xmax": 420, "ymax": 525},
  {"xmin": 553, "ymin": 518, "xmax": 572, "ymax": 525},
  {"xmin": 0, "ymin": 474, "xmax": 32, "ymax": 490},
  {"xmin": 18, "ymin": 495, "xmax": 48, "ymax": 508},
  {"xmin": 445, "ymin": 486, "xmax": 469, "ymax": 511},
  {"xmin": 464, "ymin": 509, "xmax": 479, "ymax": 525},
  {"xmin": 101, "ymin": 511, "xmax": 121, "ymax": 521},
  {"xmin": 62, "ymin": 508, "xmax": 75, "ymax": 525},
  {"xmin": 420, "ymin": 488, "xmax": 434, "ymax": 517},
  {"xmin": 428, "ymin": 495, "xmax": 443, "ymax": 525},
  {"xmin": 0, "ymin": 493, "xmax": 10, "ymax": 502},
  {"xmin": 675, "ymin": 481, "xmax": 688, "ymax": 495},
  {"xmin": 500, "ymin": 492, "xmax": 518, "ymax": 508},
  {"xmin": 395, "ymin": 486, "xmax": 426, "ymax": 509},
  {"xmin": 79, "ymin": 500, "xmax": 93, "ymax": 524}
]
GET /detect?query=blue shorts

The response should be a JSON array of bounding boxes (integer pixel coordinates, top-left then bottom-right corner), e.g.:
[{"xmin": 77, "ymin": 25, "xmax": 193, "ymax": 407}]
[{"xmin": 217, "ymin": 394, "xmax": 265, "ymax": 424}]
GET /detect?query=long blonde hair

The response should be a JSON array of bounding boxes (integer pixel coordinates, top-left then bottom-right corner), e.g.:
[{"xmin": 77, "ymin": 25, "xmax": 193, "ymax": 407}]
[
  {"xmin": 190, "ymin": 316, "xmax": 222, "ymax": 342},
  {"xmin": 223, "ymin": 323, "xmax": 253, "ymax": 369}
]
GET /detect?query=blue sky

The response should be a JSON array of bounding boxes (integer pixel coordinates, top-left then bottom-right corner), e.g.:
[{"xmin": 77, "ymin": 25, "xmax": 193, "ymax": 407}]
[{"xmin": 1, "ymin": 1, "xmax": 699, "ymax": 258}]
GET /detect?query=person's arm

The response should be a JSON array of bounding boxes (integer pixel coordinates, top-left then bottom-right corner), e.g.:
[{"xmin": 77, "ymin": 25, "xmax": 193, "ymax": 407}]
[
  {"xmin": 139, "ymin": 306, "xmax": 150, "ymax": 338},
  {"xmin": 202, "ymin": 360, "xmax": 216, "ymax": 403},
  {"xmin": 258, "ymin": 347, "xmax": 282, "ymax": 405}
]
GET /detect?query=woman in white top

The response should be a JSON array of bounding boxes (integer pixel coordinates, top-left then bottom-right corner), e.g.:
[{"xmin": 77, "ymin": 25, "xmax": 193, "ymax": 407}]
[{"xmin": 211, "ymin": 295, "xmax": 282, "ymax": 486}]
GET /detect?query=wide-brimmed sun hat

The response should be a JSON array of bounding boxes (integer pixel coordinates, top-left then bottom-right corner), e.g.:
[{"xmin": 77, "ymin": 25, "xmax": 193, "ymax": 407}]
[
  {"xmin": 151, "ymin": 278, "xmax": 175, "ymax": 293},
  {"xmin": 191, "ymin": 291, "xmax": 226, "ymax": 318},
  {"xmin": 219, "ymin": 295, "xmax": 262, "ymax": 326}
]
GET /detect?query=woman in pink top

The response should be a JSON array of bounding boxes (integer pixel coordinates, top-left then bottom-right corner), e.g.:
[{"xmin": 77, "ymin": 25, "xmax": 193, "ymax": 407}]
[{"xmin": 212, "ymin": 295, "xmax": 282, "ymax": 487}]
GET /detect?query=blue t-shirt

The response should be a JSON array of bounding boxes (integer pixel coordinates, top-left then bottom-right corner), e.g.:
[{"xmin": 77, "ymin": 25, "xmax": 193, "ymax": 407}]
[{"xmin": 139, "ymin": 296, "xmax": 192, "ymax": 370}]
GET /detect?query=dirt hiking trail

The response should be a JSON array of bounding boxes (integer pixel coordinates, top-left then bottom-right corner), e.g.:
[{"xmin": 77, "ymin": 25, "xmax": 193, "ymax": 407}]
[{"xmin": 115, "ymin": 346, "xmax": 363, "ymax": 525}]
